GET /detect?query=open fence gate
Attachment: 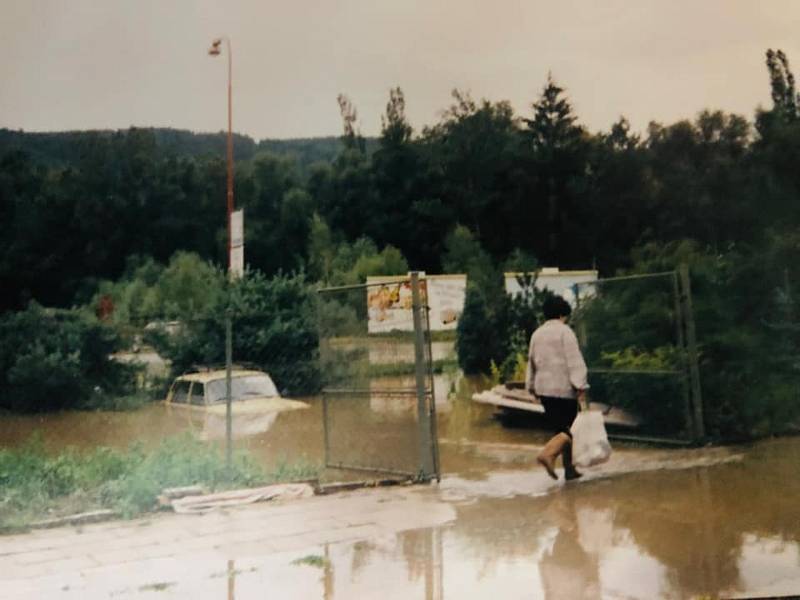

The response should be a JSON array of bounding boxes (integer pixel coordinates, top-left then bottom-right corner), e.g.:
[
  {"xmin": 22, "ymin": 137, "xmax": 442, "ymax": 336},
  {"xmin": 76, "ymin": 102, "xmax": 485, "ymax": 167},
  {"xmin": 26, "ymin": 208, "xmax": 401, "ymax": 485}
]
[
  {"xmin": 316, "ymin": 272, "xmax": 441, "ymax": 482},
  {"xmin": 571, "ymin": 264, "xmax": 705, "ymax": 445}
]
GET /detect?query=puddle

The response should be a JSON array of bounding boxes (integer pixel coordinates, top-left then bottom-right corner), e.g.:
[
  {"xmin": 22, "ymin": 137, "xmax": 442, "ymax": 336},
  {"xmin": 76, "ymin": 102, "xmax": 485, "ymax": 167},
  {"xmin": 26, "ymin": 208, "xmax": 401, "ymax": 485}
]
[{"xmin": 253, "ymin": 439, "xmax": 799, "ymax": 599}]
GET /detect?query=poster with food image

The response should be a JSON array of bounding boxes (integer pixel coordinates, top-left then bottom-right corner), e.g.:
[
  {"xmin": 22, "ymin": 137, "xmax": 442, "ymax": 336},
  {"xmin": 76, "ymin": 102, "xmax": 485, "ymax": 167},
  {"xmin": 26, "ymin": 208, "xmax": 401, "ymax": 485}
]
[
  {"xmin": 425, "ymin": 276, "xmax": 466, "ymax": 330},
  {"xmin": 366, "ymin": 275, "xmax": 466, "ymax": 333}
]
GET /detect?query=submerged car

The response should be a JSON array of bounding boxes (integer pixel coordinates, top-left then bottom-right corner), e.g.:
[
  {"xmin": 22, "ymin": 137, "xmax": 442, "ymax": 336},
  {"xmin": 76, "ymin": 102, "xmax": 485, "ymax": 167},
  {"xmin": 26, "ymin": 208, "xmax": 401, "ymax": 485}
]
[{"xmin": 165, "ymin": 369, "xmax": 308, "ymax": 439}]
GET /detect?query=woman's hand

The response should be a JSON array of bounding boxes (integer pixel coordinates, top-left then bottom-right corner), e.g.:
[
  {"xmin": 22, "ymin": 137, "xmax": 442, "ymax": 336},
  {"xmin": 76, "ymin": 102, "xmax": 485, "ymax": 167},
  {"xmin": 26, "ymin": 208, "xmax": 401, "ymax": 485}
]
[{"xmin": 577, "ymin": 389, "xmax": 588, "ymax": 410}]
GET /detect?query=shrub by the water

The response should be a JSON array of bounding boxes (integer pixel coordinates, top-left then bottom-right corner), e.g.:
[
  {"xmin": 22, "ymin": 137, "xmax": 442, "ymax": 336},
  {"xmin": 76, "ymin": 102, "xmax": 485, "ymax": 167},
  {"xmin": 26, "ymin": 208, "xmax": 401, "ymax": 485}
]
[
  {"xmin": 153, "ymin": 270, "xmax": 322, "ymax": 395},
  {"xmin": 0, "ymin": 434, "xmax": 319, "ymax": 529},
  {"xmin": 456, "ymin": 285, "xmax": 495, "ymax": 374},
  {"xmin": 0, "ymin": 303, "xmax": 135, "ymax": 412}
]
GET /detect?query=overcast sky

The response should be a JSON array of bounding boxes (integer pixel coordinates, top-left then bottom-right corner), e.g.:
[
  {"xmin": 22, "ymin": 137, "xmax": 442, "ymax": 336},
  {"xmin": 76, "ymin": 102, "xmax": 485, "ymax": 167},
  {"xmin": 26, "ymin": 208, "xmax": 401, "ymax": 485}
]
[{"xmin": 2, "ymin": 1, "xmax": 799, "ymax": 140}]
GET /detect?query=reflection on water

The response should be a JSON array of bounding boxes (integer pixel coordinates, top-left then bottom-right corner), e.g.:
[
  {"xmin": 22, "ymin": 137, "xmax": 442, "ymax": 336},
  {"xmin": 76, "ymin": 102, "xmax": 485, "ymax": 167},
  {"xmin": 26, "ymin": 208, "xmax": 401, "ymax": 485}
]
[
  {"xmin": 2, "ymin": 371, "xmax": 800, "ymax": 598},
  {"xmin": 440, "ymin": 437, "xmax": 800, "ymax": 599},
  {"xmin": 734, "ymin": 534, "xmax": 800, "ymax": 598},
  {"xmin": 366, "ymin": 340, "xmax": 455, "ymax": 365},
  {"xmin": 244, "ymin": 438, "xmax": 799, "ymax": 599},
  {"xmin": 201, "ymin": 437, "xmax": 800, "ymax": 599}
]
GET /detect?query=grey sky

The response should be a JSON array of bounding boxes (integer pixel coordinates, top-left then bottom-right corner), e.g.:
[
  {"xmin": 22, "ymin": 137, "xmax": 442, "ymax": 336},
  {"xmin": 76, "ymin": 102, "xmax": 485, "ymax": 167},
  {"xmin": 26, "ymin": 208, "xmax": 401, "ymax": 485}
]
[{"xmin": 2, "ymin": 1, "xmax": 799, "ymax": 140}]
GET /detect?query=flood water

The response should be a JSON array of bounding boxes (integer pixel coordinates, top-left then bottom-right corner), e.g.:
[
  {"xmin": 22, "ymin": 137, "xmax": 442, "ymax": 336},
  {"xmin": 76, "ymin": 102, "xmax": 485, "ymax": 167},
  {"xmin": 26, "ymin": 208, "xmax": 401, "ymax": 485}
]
[{"xmin": 2, "ymin": 373, "xmax": 799, "ymax": 598}]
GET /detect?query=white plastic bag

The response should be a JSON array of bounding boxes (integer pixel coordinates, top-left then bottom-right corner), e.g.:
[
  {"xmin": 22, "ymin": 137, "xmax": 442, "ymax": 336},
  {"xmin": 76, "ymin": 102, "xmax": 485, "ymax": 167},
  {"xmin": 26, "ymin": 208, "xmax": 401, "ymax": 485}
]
[{"xmin": 570, "ymin": 410, "xmax": 612, "ymax": 467}]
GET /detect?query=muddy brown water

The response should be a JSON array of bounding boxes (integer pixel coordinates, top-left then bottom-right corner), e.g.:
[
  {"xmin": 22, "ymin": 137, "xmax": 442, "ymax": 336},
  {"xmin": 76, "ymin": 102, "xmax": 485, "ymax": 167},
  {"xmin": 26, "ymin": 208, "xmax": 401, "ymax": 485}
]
[{"xmin": 2, "ymin": 374, "xmax": 799, "ymax": 598}]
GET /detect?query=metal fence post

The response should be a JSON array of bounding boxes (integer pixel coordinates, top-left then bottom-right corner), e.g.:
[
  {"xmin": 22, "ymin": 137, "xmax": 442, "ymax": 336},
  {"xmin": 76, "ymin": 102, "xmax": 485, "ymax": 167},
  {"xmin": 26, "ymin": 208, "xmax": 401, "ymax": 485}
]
[
  {"xmin": 673, "ymin": 271, "xmax": 693, "ymax": 439},
  {"xmin": 411, "ymin": 272, "xmax": 434, "ymax": 480},
  {"xmin": 573, "ymin": 283, "xmax": 588, "ymax": 348},
  {"xmin": 679, "ymin": 263, "xmax": 706, "ymax": 441},
  {"xmin": 423, "ymin": 292, "xmax": 441, "ymax": 482},
  {"xmin": 322, "ymin": 391, "xmax": 331, "ymax": 468},
  {"xmin": 225, "ymin": 312, "xmax": 233, "ymax": 474}
]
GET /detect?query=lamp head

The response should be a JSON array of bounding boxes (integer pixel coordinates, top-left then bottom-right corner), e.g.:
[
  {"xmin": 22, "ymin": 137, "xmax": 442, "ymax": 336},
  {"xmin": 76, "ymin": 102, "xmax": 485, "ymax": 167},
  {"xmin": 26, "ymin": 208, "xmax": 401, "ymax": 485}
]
[{"xmin": 208, "ymin": 39, "xmax": 222, "ymax": 56}]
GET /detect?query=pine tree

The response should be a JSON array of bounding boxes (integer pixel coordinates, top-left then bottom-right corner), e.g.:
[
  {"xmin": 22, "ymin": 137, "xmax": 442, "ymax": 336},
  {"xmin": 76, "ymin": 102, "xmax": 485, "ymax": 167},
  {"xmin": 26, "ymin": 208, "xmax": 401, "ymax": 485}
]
[
  {"xmin": 456, "ymin": 285, "xmax": 495, "ymax": 374},
  {"xmin": 523, "ymin": 74, "xmax": 589, "ymax": 266}
]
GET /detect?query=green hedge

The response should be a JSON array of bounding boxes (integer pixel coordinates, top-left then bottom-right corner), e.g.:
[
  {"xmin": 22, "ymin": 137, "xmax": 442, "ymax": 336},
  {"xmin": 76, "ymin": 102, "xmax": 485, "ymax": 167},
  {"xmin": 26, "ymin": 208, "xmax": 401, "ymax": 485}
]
[{"xmin": 0, "ymin": 303, "xmax": 134, "ymax": 412}]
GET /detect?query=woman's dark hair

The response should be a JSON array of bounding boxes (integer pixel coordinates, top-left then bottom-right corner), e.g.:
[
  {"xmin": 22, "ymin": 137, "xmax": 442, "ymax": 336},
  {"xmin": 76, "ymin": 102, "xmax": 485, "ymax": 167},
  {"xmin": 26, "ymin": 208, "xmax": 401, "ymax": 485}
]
[{"xmin": 542, "ymin": 295, "xmax": 572, "ymax": 320}]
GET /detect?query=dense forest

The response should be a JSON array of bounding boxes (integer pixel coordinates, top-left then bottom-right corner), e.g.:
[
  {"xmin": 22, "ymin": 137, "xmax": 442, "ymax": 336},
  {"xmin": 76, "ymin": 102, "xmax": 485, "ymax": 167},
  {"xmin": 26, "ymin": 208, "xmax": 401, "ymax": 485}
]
[
  {"xmin": 2, "ymin": 49, "xmax": 799, "ymax": 437},
  {"xmin": 3, "ymin": 52, "xmax": 800, "ymax": 312}
]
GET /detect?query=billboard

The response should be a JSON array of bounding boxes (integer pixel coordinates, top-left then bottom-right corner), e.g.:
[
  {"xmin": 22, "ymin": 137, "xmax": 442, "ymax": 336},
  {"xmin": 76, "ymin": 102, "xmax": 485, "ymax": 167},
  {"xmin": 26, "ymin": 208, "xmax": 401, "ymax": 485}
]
[
  {"xmin": 504, "ymin": 268, "xmax": 598, "ymax": 305},
  {"xmin": 365, "ymin": 269, "xmax": 596, "ymax": 333},
  {"xmin": 366, "ymin": 274, "xmax": 467, "ymax": 333}
]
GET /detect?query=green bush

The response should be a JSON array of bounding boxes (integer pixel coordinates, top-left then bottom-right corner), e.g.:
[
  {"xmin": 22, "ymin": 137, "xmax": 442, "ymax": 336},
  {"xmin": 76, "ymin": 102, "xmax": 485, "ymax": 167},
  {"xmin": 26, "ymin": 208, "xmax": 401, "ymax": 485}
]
[
  {"xmin": 110, "ymin": 436, "xmax": 264, "ymax": 516},
  {"xmin": 457, "ymin": 270, "xmax": 553, "ymax": 378},
  {"xmin": 591, "ymin": 347, "xmax": 686, "ymax": 435},
  {"xmin": 316, "ymin": 297, "xmax": 362, "ymax": 338},
  {"xmin": 578, "ymin": 239, "xmax": 800, "ymax": 439},
  {"xmin": 456, "ymin": 284, "xmax": 497, "ymax": 374},
  {"xmin": 0, "ymin": 303, "xmax": 135, "ymax": 412},
  {"xmin": 154, "ymin": 271, "xmax": 322, "ymax": 395},
  {"xmin": 91, "ymin": 252, "xmax": 225, "ymax": 328}
]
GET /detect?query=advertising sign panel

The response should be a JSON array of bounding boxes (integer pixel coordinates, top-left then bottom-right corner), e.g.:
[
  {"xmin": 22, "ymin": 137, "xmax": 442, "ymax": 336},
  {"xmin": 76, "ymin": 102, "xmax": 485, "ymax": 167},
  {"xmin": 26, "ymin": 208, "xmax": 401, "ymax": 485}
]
[{"xmin": 366, "ymin": 274, "xmax": 467, "ymax": 333}]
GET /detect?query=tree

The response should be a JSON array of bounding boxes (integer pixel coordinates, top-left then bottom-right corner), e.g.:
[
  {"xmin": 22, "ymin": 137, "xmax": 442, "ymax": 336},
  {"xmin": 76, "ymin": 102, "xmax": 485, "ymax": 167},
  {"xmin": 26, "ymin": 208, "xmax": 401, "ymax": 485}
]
[
  {"xmin": 368, "ymin": 87, "xmax": 428, "ymax": 264},
  {"xmin": 765, "ymin": 49, "xmax": 798, "ymax": 122},
  {"xmin": 322, "ymin": 236, "xmax": 409, "ymax": 286},
  {"xmin": 155, "ymin": 271, "xmax": 321, "ymax": 395},
  {"xmin": 441, "ymin": 225, "xmax": 494, "ymax": 287},
  {"xmin": 579, "ymin": 117, "xmax": 649, "ymax": 270},
  {"xmin": 422, "ymin": 90, "xmax": 525, "ymax": 261},
  {"xmin": 523, "ymin": 74, "xmax": 591, "ymax": 266},
  {"xmin": 0, "ymin": 303, "xmax": 132, "ymax": 412},
  {"xmin": 456, "ymin": 285, "xmax": 495, "ymax": 374},
  {"xmin": 238, "ymin": 152, "xmax": 311, "ymax": 274},
  {"xmin": 337, "ymin": 94, "xmax": 365, "ymax": 153},
  {"xmin": 642, "ymin": 111, "xmax": 752, "ymax": 249},
  {"xmin": 752, "ymin": 50, "xmax": 800, "ymax": 231},
  {"xmin": 317, "ymin": 96, "xmax": 376, "ymax": 242},
  {"xmin": 307, "ymin": 213, "xmax": 336, "ymax": 284}
]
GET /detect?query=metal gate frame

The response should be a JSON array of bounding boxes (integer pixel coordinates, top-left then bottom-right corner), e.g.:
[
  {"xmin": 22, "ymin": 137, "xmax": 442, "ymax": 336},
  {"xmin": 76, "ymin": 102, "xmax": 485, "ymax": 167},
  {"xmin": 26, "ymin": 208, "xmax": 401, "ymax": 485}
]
[
  {"xmin": 572, "ymin": 264, "xmax": 705, "ymax": 444},
  {"xmin": 317, "ymin": 272, "xmax": 441, "ymax": 481}
]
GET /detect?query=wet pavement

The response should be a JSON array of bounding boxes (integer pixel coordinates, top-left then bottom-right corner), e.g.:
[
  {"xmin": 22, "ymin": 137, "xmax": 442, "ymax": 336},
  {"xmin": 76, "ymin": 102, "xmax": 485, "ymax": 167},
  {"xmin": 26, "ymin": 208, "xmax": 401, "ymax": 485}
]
[
  {"xmin": 2, "ymin": 435, "xmax": 799, "ymax": 598},
  {"xmin": 2, "ymin": 374, "xmax": 800, "ymax": 598}
]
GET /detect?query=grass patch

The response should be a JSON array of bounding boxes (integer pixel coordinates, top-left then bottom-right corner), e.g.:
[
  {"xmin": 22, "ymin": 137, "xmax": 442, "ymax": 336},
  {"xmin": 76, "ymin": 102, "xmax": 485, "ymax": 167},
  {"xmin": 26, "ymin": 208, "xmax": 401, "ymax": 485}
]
[
  {"xmin": 291, "ymin": 554, "xmax": 329, "ymax": 568},
  {"xmin": 209, "ymin": 566, "xmax": 258, "ymax": 579},
  {"xmin": 366, "ymin": 358, "xmax": 458, "ymax": 377},
  {"xmin": 365, "ymin": 330, "xmax": 457, "ymax": 342},
  {"xmin": 138, "ymin": 582, "xmax": 175, "ymax": 592},
  {"xmin": 0, "ymin": 434, "xmax": 321, "ymax": 531}
]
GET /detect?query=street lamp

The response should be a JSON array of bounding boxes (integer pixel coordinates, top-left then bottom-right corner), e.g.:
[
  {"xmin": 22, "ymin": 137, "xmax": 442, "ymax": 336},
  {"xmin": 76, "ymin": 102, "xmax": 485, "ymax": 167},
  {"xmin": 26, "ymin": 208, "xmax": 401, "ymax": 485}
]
[
  {"xmin": 208, "ymin": 37, "xmax": 234, "ymax": 272},
  {"xmin": 208, "ymin": 36, "xmax": 235, "ymax": 471}
]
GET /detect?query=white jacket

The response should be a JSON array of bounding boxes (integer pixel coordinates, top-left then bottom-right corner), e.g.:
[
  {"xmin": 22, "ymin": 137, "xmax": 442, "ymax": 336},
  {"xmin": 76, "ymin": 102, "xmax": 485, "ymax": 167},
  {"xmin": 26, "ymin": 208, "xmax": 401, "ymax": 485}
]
[{"xmin": 525, "ymin": 319, "xmax": 589, "ymax": 399}]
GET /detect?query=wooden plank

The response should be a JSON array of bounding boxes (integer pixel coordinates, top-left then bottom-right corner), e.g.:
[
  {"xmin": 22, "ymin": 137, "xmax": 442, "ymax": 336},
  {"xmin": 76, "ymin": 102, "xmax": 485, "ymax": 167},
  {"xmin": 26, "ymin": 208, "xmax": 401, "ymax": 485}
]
[
  {"xmin": 30, "ymin": 510, "xmax": 118, "ymax": 529},
  {"xmin": 473, "ymin": 391, "xmax": 545, "ymax": 414},
  {"xmin": 607, "ymin": 433, "xmax": 694, "ymax": 446},
  {"xmin": 472, "ymin": 387, "xmax": 641, "ymax": 428}
]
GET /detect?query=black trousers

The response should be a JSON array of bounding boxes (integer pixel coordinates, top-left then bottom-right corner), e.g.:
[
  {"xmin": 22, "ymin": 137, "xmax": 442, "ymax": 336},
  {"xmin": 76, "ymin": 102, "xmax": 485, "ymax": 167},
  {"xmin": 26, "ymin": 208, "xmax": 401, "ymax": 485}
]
[{"xmin": 540, "ymin": 396, "xmax": 579, "ymax": 438}]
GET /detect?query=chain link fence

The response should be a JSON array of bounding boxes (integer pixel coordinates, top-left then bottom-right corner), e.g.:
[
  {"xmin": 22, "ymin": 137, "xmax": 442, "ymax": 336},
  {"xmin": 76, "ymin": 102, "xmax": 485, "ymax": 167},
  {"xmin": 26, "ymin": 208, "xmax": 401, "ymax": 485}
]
[
  {"xmin": 317, "ymin": 274, "xmax": 440, "ymax": 480},
  {"xmin": 572, "ymin": 269, "xmax": 701, "ymax": 442}
]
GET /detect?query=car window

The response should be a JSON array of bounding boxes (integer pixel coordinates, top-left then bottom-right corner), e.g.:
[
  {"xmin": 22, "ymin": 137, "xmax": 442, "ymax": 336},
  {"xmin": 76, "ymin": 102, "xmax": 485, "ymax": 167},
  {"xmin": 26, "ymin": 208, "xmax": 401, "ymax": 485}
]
[
  {"xmin": 189, "ymin": 383, "xmax": 206, "ymax": 406},
  {"xmin": 171, "ymin": 381, "xmax": 192, "ymax": 404},
  {"xmin": 207, "ymin": 375, "xmax": 278, "ymax": 404}
]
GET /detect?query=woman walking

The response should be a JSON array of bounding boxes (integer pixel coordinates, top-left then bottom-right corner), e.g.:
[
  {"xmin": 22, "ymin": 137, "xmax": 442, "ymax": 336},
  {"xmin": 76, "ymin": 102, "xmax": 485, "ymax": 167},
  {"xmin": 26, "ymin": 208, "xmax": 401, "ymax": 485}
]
[{"xmin": 526, "ymin": 295, "xmax": 589, "ymax": 481}]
